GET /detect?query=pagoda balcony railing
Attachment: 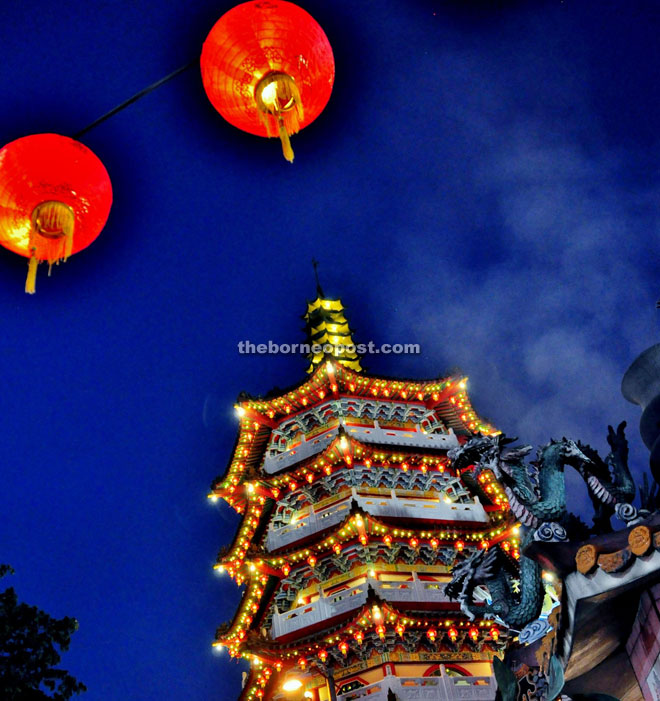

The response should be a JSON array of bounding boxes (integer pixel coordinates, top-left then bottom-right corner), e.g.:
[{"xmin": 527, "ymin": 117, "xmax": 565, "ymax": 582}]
[
  {"xmin": 271, "ymin": 574, "xmax": 452, "ymax": 640},
  {"xmin": 266, "ymin": 487, "xmax": 488, "ymax": 551},
  {"xmin": 336, "ymin": 674, "xmax": 496, "ymax": 701},
  {"xmin": 262, "ymin": 422, "xmax": 460, "ymax": 474}
]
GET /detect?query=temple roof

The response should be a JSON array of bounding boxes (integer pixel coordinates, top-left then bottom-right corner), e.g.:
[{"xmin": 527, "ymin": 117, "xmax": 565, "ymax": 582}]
[
  {"xmin": 235, "ymin": 360, "xmax": 495, "ymax": 434},
  {"xmin": 303, "ymin": 294, "xmax": 362, "ymax": 373}
]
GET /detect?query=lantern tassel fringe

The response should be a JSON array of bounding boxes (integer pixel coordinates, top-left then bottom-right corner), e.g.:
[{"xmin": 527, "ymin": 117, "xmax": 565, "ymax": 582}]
[
  {"xmin": 25, "ymin": 201, "xmax": 76, "ymax": 293},
  {"xmin": 278, "ymin": 120, "xmax": 294, "ymax": 163},
  {"xmin": 255, "ymin": 73, "xmax": 303, "ymax": 163}
]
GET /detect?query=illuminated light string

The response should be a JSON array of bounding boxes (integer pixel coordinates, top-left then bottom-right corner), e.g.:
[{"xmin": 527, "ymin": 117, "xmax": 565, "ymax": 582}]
[
  {"xmin": 214, "ymin": 501, "xmax": 519, "ymax": 582},
  {"xmin": 209, "ymin": 364, "xmax": 497, "ymax": 500},
  {"xmin": 232, "ymin": 362, "xmax": 493, "ymax": 431},
  {"xmin": 211, "ymin": 460, "xmax": 517, "ymax": 577},
  {"xmin": 213, "ymin": 433, "xmax": 466, "ymax": 501},
  {"xmin": 210, "ymin": 460, "xmax": 514, "ymax": 577},
  {"xmin": 210, "ymin": 359, "xmax": 508, "ymax": 695},
  {"xmin": 212, "ymin": 523, "xmax": 522, "ymax": 653},
  {"xmin": 216, "ymin": 595, "xmax": 506, "ymax": 700}
]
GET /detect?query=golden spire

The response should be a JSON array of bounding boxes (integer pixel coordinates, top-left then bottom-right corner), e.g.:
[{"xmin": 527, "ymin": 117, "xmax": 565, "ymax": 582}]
[{"xmin": 304, "ymin": 261, "xmax": 362, "ymax": 373}]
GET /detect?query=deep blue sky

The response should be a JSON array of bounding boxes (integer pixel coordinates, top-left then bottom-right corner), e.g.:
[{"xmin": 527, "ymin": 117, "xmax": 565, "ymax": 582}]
[{"xmin": 1, "ymin": 1, "xmax": 659, "ymax": 699}]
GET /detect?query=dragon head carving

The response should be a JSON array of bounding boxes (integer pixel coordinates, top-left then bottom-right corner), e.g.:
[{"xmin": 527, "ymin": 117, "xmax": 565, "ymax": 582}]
[
  {"xmin": 445, "ymin": 548, "xmax": 500, "ymax": 620},
  {"xmin": 448, "ymin": 434, "xmax": 519, "ymax": 477}
]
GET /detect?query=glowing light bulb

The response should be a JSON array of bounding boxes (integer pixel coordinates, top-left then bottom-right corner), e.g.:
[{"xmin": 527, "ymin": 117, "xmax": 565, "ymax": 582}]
[{"xmin": 283, "ymin": 679, "xmax": 303, "ymax": 692}]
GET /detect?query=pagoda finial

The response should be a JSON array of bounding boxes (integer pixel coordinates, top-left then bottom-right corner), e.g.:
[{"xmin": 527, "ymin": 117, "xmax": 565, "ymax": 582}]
[
  {"xmin": 303, "ymin": 287, "xmax": 363, "ymax": 374},
  {"xmin": 312, "ymin": 257, "xmax": 325, "ymax": 297}
]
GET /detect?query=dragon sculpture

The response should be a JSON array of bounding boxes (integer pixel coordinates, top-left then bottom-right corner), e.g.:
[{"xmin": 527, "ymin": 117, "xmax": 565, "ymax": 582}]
[
  {"xmin": 445, "ymin": 544, "xmax": 543, "ymax": 630},
  {"xmin": 446, "ymin": 426, "xmax": 635, "ymax": 630},
  {"xmin": 448, "ymin": 424, "xmax": 635, "ymax": 532},
  {"xmin": 576, "ymin": 422, "xmax": 636, "ymax": 532}
]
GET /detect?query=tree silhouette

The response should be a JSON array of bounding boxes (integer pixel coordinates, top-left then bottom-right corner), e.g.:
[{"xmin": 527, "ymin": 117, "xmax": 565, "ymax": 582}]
[{"xmin": 0, "ymin": 564, "xmax": 86, "ymax": 699}]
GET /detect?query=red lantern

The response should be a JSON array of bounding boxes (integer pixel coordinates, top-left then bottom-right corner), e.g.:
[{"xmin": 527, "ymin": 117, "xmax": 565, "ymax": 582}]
[
  {"xmin": 427, "ymin": 628, "xmax": 437, "ymax": 643},
  {"xmin": 455, "ymin": 540, "xmax": 465, "ymax": 552},
  {"xmin": 318, "ymin": 649, "xmax": 327, "ymax": 662},
  {"xmin": 353, "ymin": 630, "xmax": 364, "ymax": 646},
  {"xmin": 395, "ymin": 622, "xmax": 405, "ymax": 638},
  {"xmin": 490, "ymin": 627, "xmax": 500, "ymax": 641},
  {"xmin": 0, "ymin": 134, "xmax": 112, "ymax": 293},
  {"xmin": 448, "ymin": 627, "xmax": 458, "ymax": 642},
  {"xmin": 338, "ymin": 640, "xmax": 349, "ymax": 656},
  {"xmin": 469, "ymin": 626, "xmax": 479, "ymax": 642},
  {"xmin": 200, "ymin": 0, "xmax": 334, "ymax": 162}
]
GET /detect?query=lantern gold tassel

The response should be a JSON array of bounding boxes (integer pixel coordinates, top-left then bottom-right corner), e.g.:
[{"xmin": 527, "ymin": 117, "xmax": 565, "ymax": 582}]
[
  {"xmin": 278, "ymin": 119, "xmax": 295, "ymax": 163},
  {"xmin": 26, "ymin": 201, "xmax": 75, "ymax": 292},
  {"xmin": 25, "ymin": 252, "xmax": 38, "ymax": 294},
  {"xmin": 255, "ymin": 72, "xmax": 303, "ymax": 163}
]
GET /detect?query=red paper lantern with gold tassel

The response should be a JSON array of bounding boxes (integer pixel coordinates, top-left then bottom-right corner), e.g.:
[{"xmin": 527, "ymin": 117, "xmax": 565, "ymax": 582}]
[
  {"xmin": 0, "ymin": 133, "xmax": 112, "ymax": 293},
  {"xmin": 200, "ymin": 0, "xmax": 334, "ymax": 162}
]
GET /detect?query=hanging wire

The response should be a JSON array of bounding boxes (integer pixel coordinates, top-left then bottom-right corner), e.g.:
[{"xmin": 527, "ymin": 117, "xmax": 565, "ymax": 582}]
[{"xmin": 72, "ymin": 57, "xmax": 199, "ymax": 139}]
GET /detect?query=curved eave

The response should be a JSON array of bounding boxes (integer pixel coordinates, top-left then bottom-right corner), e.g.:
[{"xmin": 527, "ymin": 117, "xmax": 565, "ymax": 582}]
[
  {"xmin": 263, "ymin": 430, "xmax": 453, "ymax": 482},
  {"xmin": 266, "ymin": 504, "xmax": 516, "ymax": 564},
  {"xmin": 212, "ymin": 442, "xmax": 513, "ymax": 590},
  {"xmin": 237, "ymin": 363, "xmax": 495, "ymax": 433},
  {"xmin": 217, "ymin": 371, "xmax": 497, "ymax": 493},
  {"xmin": 223, "ymin": 593, "xmax": 503, "ymax": 658},
  {"xmin": 215, "ymin": 519, "xmax": 521, "ymax": 639},
  {"xmin": 211, "ymin": 422, "xmax": 273, "ymax": 494}
]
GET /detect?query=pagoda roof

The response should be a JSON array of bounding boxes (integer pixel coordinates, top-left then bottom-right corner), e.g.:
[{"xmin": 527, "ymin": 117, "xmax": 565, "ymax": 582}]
[
  {"xmin": 216, "ymin": 363, "xmax": 497, "ymax": 497},
  {"xmin": 215, "ymin": 579, "xmax": 503, "ymax": 660},
  {"xmin": 237, "ymin": 361, "xmax": 494, "ymax": 432},
  {"xmin": 212, "ymin": 509, "xmax": 521, "ymax": 649},
  {"xmin": 219, "ymin": 585, "xmax": 509, "ymax": 701},
  {"xmin": 211, "ymin": 431, "xmax": 513, "ymax": 571},
  {"xmin": 261, "ymin": 502, "xmax": 514, "ymax": 561},
  {"xmin": 303, "ymin": 294, "xmax": 362, "ymax": 373}
]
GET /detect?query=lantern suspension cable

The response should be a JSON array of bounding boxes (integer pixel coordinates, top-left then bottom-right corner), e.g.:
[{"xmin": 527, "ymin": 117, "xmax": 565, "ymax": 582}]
[{"xmin": 72, "ymin": 58, "xmax": 198, "ymax": 139}]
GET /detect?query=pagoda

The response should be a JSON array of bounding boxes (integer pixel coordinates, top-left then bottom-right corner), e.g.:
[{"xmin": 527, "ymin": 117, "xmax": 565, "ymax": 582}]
[{"xmin": 209, "ymin": 291, "xmax": 524, "ymax": 701}]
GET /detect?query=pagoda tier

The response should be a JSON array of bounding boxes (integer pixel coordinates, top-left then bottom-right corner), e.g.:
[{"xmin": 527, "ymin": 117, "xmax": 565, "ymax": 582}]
[
  {"xmin": 217, "ymin": 589, "xmax": 508, "ymax": 701},
  {"xmin": 210, "ymin": 294, "xmax": 516, "ymax": 701},
  {"xmin": 304, "ymin": 295, "xmax": 362, "ymax": 373}
]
